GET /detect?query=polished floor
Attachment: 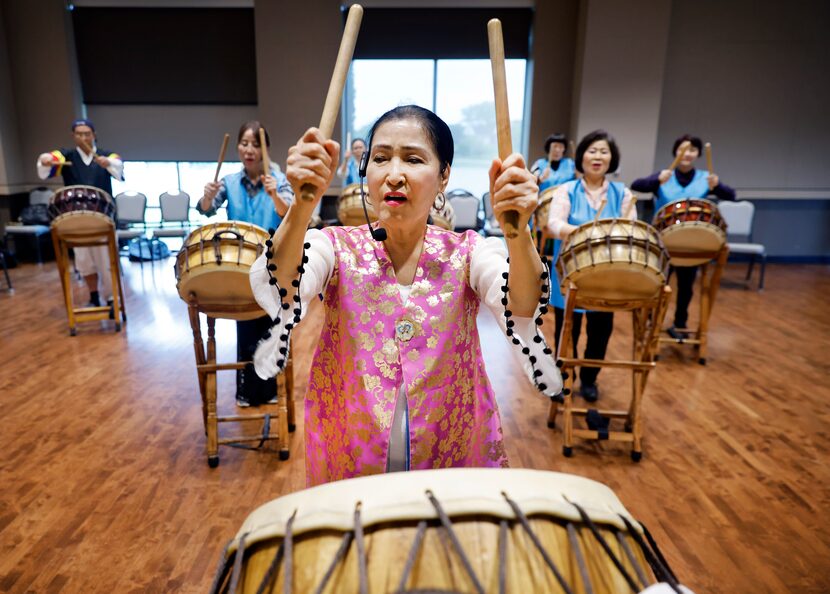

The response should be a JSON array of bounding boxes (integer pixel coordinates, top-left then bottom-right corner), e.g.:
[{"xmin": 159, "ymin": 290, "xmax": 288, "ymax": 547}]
[{"xmin": 0, "ymin": 255, "xmax": 828, "ymax": 593}]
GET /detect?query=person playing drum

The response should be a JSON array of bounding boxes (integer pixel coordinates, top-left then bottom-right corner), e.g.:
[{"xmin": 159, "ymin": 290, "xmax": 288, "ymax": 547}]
[
  {"xmin": 336, "ymin": 136, "xmax": 366, "ymax": 185},
  {"xmin": 36, "ymin": 119, "xmax": 124, "ymax": 308},
  {"xmin": 198, "ymin": 121, "xmax": 294, "ymax": 408},
  {"xmin": 250, "ymin": 105, "xmax": 561, "ymax": 486},
  {"xmin": 545, "ymin": 130, "xmax": 636, "ymax": 403},
  {"xmin": 531, "ymin": 133, "xmax": 576, "ymax": 192},
  {"xmin": 631, "ymin": 134, "xmax": 735, "ymax": 339}
]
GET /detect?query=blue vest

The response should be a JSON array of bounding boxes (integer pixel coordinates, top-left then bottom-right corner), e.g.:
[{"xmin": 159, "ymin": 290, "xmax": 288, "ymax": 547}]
[
  {"xmin": 549, "ymin": 179, "xmax": 626, "ymax": 310},
  {"xmin": 344, "ymin": 158, "xmax": 360, "ymax": 185},
  {"xmin": 656, "ymin": 169, "xmax": 709, "ymax": 211},
  {"xmin": 534, "ymin": 157, "xmax": 577, "ymax": 192},
  {"xmin": 223, "ymin": 169, "xmax": 284, "ymax": 230}
]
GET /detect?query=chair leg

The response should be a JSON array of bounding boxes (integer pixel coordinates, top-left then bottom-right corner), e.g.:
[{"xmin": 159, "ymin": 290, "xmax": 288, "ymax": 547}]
[
  {"xmin": 35, "ymin": 234, "xmax": 43, "ymax": 264},
  {"xmin": 1, "ymin": 251, "xmax": 11, "ymax": 290},
  {"xmin": 746, "ymin": 255, "xmax": 755, "ymax": 281},
  {"xmin": 759, "ymin": 254, "xmax": 766, "ymax": 290}
]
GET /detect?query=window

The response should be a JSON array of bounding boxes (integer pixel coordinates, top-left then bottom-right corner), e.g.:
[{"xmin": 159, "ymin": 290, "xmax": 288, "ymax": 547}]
[{"xmin": 345, "ymin": 58, "xmax": 527, "ymax": 197}]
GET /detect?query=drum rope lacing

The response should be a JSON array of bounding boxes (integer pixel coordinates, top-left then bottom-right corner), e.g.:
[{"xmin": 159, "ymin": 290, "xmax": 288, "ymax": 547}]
[{"xmin": 210, "ymin": 490, "xmax": 684, "ymax": 594}]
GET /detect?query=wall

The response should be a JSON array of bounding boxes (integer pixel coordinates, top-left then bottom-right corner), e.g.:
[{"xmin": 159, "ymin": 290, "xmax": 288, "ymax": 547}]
[
  {"xmin": 655, "ymin": 0, "xmax": 830, "ymax": 189},
  {"xmin": 0, "ymin": 2, "xmax": 24, "ymax": 193},
  {"xmin": 524, "ymin": 0, "xmax": 579, "ymax": 162},
  {"xmin": 570, "ymin": 0, "xmax": 672, "ymax": 184}
]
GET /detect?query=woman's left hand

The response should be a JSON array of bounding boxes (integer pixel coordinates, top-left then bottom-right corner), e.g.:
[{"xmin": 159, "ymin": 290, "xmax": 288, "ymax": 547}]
[{"xmin": 489, "ymin": 153, "xmax": 539, "ymax": 232}]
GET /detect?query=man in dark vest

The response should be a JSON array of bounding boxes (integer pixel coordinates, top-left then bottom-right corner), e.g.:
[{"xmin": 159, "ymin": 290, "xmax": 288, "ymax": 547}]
[{"xmin": 37, "ymin": 119, "xmax": 124, "ymax": 306}]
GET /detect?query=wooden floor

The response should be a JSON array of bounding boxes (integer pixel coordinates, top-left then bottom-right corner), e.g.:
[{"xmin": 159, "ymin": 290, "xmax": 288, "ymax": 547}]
[{"xmin": 0, "ymin": 255, "xmax": 828, "ymax": 593}]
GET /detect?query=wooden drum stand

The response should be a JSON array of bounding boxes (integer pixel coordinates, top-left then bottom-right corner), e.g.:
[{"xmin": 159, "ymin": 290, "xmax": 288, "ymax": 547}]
[
  {"xmin": 658, "ymin": 245, "xmax": 729, "ymax": 365},
  {"xmin": 51, "ymin": 225, "xmax": 126, "ymax": 336},
  {"xmin": 548, "ymin": 283, "xmax": 671, "ymax": 461},
  {"xmin": 185, "ymin": 294, "xmax": 295, "ymax": 468}
]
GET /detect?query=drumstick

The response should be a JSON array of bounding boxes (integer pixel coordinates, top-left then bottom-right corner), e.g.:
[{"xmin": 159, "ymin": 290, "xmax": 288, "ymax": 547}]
[
  {"xmin": 625, "ymin": 194, "xmax": 638, "ymax": 219},
  {"xmin": 705, "ymin": 142, "xmax": 713, "ymax": 174},
  {"xmin": 488, "ymin": 18, "xmax": 519, "ymax": 239},
  {"xmin": 259, "ymin": 128, "xmax": 271, "ymax": 175},
  {"xmin": 346, "ymin": 131, "xmax": 352, "ymax": 150},
  {"xmin": 668, "ymin": 140, "xmax": 691, "ymax": 171},
  {"xmin": 593, "ymin": 198, "xmax": 607, "ymax": 224},
  {"xmin": 569, "ymin": 140, "xmax": 576, "ymax": 159},
  {"xmin": 300, "ymin": 3, "xmax": 363, "ymax": 203},
  {"xmin": 213, "ymin": 133, "xmax": 230, "ymax": 183}
]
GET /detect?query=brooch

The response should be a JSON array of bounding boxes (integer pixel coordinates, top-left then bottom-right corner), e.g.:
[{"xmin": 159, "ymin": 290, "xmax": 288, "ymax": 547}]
[{"xmin": 395, "ymin": 318, "xmax": 416, "ymax": 342}]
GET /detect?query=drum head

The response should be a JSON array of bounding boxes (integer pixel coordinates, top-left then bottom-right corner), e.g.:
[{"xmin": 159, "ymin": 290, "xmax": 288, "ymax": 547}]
[
  {"xmin": 660, "ymin": 224, "xmax": 726, "ymax": 266},
  {"xmin": 338, "ymin": 184, "xmax": 375, "ymax": 226},
  {"xmin": 176, "ymin": 221, "xmax": 270, "ymax": 319}
]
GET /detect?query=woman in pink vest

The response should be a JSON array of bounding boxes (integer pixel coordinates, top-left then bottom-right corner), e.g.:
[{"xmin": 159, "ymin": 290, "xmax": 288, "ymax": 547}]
[{"xmin": 250, "ymin": 106, "xmax": 562, "ymax": 486}]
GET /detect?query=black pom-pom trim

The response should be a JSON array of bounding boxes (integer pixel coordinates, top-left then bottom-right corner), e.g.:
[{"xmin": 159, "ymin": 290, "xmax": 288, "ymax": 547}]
[
  {"xmin": 263, "ymin": 331, "xmax": 271, "ymax": 340},
  {"xmin": 533, "ymin": 369, "xmax": 543, "ymax": 377},
  {"xmin": 267, "ymin": 263, "xmax": 277, "ymax": 271},
  {"xmin": 265, "ymin": 239, "xmax": 273, "ymax": 248},
  {"xmin": 561, "ymin": 372, "xmax": 569, "ymax": 380},
  {"xmin": 269, "ymin": 277, "xmax": 277, "ymax": 286},
  {"xmin": 297, "ymin": 266, "xmax": 305, "ymax": 274},
  {"xmin": 291, "ymin": 279, "xmax": 300, "ymax": 287},
  {"xmin": 501, "ymin": 272, "xmax": 509, "ymax": 279},
  {"xmin": 535, "ymin": 318, "xmax": 544, "ymax": 326},
  {"xmin": 501, "ymin": 297, "xmax": 508, "ymax": 306},
  {"xmin": 280, "ymin": 334, "xmax": 288, "ymax": 341},
  {"xmin": 268, "ymin": 228, "xmax": 276, "ymax": 235},
  {"xmin": 522, "ymin": 347, "xmax": 530, "ymax": 355},
  {"xmin": 293, "ymin": 308, "xmax": 301, "ymax": 315},
  {"xmin": 504, "ymin": 310, "xmax": 513, "ymax": 318},
  {"xmin": 293, "ymin": 295, "xmax": 300, "ymax": 303},
  {"xmin": 282, "ymin": 302, "xmax": 290, "ymax": 310},
  {"xmin": 279, "ymin": 288, "xmax": 288, "ymax": 298},
  {"xmin": 529, "ymin": 356, "xmax": 537, "ymax": 364},
  {"xmin": 285, "ymin": 323, "xmax": 293, "ymax": 331},
  {"xmin": 563, "ymin": 388, "xmax": 571, "ymax": 395},
  {"xmin": 304, "ymin": 242, "xmax": 311, "ymax": 249},
  {"xmin": 277, "ymin": 358, "xmax": 284, "ymax": 367},
  {"xmin": 506, "ymin": 328, "xmax": 513, "ymax": 336},
  {"xmin": 266, "ymin": 251, "xmax": 273, "ymax": 259},
  {"xmin": 512, "ymin": 338, "xmax": 520, "ymax": 345},
  {"xmin": 538, "ymin": 383, "xmax": 547, "ymax": 391},
  {"xmin": 533, "ymin": 336, "xmax": 542, "ymax": 343},
  {"xmin": 506, "ymin": 320, "xmax": 515, "ymax": 328},
  {"xmin": 543, "ymin": 347, "xmax": 553, "ymax": 355},
  {"xmin": 541, "ymin": 270, "xmax": 549, "ymax": 280},
  {"xmin": 279, "ymin": 347, "xmax": 287, "ymax": 355},
  {"xmin": 293, "ymin": 315, "xmax": 301, "ymax": 323},
  {"xmin": 556, "ymin": 359, "xmax": 564, "ymax": 368},
  {"xmin": 302, "ymin": 255, "xmax": 309, "ymax": 264}
]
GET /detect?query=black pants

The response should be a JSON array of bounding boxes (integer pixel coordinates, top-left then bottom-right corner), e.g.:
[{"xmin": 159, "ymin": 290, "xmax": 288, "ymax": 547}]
[
  {"xmin": 236, "ymin": 315, "xmax": 277, "ymax": 405},
  {"xmin": 553, "ymin": 307, "xmax": 614, "ymax": 386},
  {"xmin": 672, "ymin": 265, "xmax": 698, "ymax": 329}
]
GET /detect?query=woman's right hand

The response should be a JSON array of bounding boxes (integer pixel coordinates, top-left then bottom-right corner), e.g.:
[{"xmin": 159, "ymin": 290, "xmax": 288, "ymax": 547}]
[
  {"xmin": 286, "ymin": 127, "xmax": 340, "ymax": 208},
  {"xmin": 203, "ymin": 181, "xmax": 222, "ymax": 202},
  {"xmin": 39, "ymin": 154, "xmax": 56, "ymax": 166},
  {"xmin": 658, "ymin": 169, "xmax": 672, "ymax": 184}
]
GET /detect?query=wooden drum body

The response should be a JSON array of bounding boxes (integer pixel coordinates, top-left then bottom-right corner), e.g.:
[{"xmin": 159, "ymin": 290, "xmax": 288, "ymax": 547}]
[
  {"xmin": 429, "ymin": 198, "xmax": 456, "ymax": 231},
  {"xmin": 175, "ymin": 221, "xmax": 269, "ymax": 320},
  {"xmin": 556, "ymin": 218, "xmax": 669, "ymax": 305},
  {"xmin": 337, "ymin": 183, "xmax": 376, "ymax": 226},
  {"xmin": 653, "ymin": 198, "xmax": 727, "ymax": 266},
  {"xmin": 49, "ymin": 185, "xmax": 116, "ymax": 239},
  {"xmin": 535, "ymin": 186, "xmax": 556, "ymax": 230},
  {"xmin": 213, "ymin": 468, "xmax": 673, "ymax": 593}
]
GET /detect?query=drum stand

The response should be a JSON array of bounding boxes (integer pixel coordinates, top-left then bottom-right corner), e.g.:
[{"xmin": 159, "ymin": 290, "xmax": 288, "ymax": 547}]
[
  {"xmin": 51, "ymin": 226, "xmax": 126, "ymax": 336},
  {"xmin": 185, "ymin": 294, "xmax": 295, "ymax": 468},
  {"xmin": 658, "ymin": 245, "xmax": 729, "ymax": 365},
  {"xmin": 548, "ymin": 283, "xmax": 671, "ymax": 461}
]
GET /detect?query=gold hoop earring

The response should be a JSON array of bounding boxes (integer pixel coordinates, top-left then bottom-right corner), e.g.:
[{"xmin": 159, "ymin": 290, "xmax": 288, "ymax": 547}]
[{"xmin": 434, "ymin": 192, "xmax": 446, "ymax": 211}]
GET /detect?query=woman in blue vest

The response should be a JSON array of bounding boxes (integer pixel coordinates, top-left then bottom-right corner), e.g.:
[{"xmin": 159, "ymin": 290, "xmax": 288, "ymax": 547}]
[
  {"xmin": 631, "ymin": 134, "xmax": 735, "ymax": 339},
  {"xmin": 532, "ymin": 133, "xmax": 576, "ymax": 192},
  {"xmin": 545, "ymin": 130, "xmax": 636, "ymax": 402},
  {"xmin": 198, "ymin": 121, "xmax": 294, "ymax": 407},
  {"xmin": 336, "ymin": 137, "xmax": 366, "ymax": 185}
]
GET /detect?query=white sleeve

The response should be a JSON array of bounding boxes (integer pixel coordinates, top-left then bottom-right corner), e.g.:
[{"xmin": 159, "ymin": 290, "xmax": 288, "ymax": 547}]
[
  {"xmin": 249, "ymin": 228, "xmax": 335, "ymax": 379},
  {"xmin": 36, "ymin": 153, "xmax": 56, "ymax": 179},
  {"xmin": 469, "ymin": 235, "xmax": 563, "ymax": 398},
  {"xmin": 106, "ymin": 157, "xmax": 124, "ymax": 181}
]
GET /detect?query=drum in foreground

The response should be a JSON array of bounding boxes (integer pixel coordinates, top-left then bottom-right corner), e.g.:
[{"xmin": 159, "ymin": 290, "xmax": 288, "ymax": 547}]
[
  {"xmin": 175, "ymin": 221, "xmax": 270, "ymax": 320},
  {"xmin": 429, "ymin": 197, "xmax": 456, "ymax": 231},
  {"xmin": 211, "ymin": 468, "xmax": 680, "ymax": 594},
  {"xmin": 556, "ymin": 218, "xmax": 669, "ymax": 304},
  {"xmin": 337, "ymin": 183, "xmax": 376, "ymax": 226},
  {"xmin": 653, "ymin": 199, "xmax": 727, "ymax": 266},
  {"xmin": 49, "ymin": 185, "xmax": 115, "ymax": 239},
  {"xmin": 535, "ymin": 186, "xmax": 556, "ymax": 230}
]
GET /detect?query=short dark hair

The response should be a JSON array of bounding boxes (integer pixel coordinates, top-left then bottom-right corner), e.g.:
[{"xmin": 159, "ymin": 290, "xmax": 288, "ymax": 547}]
[
  {"xmin": 544, "ymin": 133, "xmax": 568, "ymax": 154},
  {"xmin": 575, "ymin": 129, "xmax": 620, "ymax": 174},
  {"xmin": 352, "ymin": 137, "xmax": 366, "ymax": 147},
  {"xmin": 367, "ymin": 105, "xmax": 454, "ymax": 176},
  {"xmin": 672, "ymin": 134, "xmax": 702, "ymax": 156},
  {"xmin": 238, "ymin": 120, "xmax": 270, "ymax": 147}
]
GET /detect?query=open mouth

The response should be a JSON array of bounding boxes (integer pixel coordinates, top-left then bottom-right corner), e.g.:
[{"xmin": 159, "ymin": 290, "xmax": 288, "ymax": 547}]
[{"xmin": 384, "ymin": 192, "xmax": 408, "ymax": 206}]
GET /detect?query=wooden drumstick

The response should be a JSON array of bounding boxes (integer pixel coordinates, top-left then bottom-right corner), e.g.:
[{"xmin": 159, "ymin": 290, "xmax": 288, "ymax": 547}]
[
  {"xmin": 259, "ymin": 128, "xmax": 271, "ymax": 175},
  {"xmin": 488, "ymin": 18, "xmax": 519, "ymax": 239},
  {"xmin": 705, "ymin": 142, "xmax": 713, "ymax": 174},
  {"xmin": 300, "ymin": 3, "xmax": 363, "ymax": 203},
  {"xmin": 625, "ymin": 194, "xmax": 638, "ymax": 219},
  {"xmin": 668, "ymin": 140, "xmax": 691, "ymax": 171},
  {"xmin": 569, "ymin": 139, "xmax": 576, "ymax": 159},
  {"xmin": 593, "ymin": 198, "xmax": 607, "ymax": 224},
  {"xmin": 213, "ymin": 133, "xmax": 230, "ymax": 183}
]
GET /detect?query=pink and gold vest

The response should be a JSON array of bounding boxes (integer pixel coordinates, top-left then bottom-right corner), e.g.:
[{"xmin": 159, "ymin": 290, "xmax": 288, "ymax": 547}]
[{"xmin": 306, "ymin": 225, "xmax": 508, "ymax": 486}]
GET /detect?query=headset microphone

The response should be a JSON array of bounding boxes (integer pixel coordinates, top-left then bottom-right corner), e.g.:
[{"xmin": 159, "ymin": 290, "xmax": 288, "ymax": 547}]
[{"xmin": 358, "ymin": 149, "xmax": 388, "ymax": 242}]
